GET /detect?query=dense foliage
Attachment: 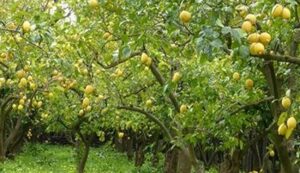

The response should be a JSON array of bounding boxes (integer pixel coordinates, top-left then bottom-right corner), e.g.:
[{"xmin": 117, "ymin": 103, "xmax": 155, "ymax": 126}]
[{"xmin": 0, "ymin": 0, "xmax": 300, "ymax": 173}]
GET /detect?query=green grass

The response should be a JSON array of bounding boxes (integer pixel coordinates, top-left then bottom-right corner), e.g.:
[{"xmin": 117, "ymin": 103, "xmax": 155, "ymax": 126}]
[{"xmin": 0, "ymin": 143, "xmax": 136, "ymax": 173}]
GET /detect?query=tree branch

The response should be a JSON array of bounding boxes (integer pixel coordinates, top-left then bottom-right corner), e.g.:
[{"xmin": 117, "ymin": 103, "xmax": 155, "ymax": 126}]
[
  {"xmin": 123, "ymin": 82, "xmax": 156, "ymax": 98},
  {"xmin": 117, "ymin": 105, "xmax": 173, "ymax": 141},
  {"xmin": 216, "ymin": 96, "xmax": 274, "ymax": 124},
  {"xmin": 95, "ymin": 51, "xmax": 142, "ymax": 69},
  {"xmin": 254, "ymin": 53, "xmax": 300, "ymax": 65},
  {"xmin": 149, "ymin": 61, "xmax": 180, "ymax": 112},
  {"xmin": 229, "ymin": 96, "xmax": 274, "ymax": 116}
]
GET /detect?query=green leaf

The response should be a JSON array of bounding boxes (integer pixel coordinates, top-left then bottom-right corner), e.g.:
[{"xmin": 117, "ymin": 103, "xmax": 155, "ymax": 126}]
[
  {"xmin": 210, "ymin": 39, "xmax": 223, "ymax": 48},
  {"xmin": 231, "ymin": 29, "xmax": 243, "ymax": 44},
  {"xmin": 239, "ymin": 45, "xmax": 249, "ymax": 58},
  {"xmin": 221, "ymin": 26, "xmax": 231, "ymax": 35},
  {"xmin": 285, "ymin": 128, "xmax": 294, "ymax": 139},
  {"xmin": 216, "ymin": 19, "xmax": 224, "ymax": 27},
  {"xmin": 277, "ymin": 112, "xmax": 288, "ymax": 126}
]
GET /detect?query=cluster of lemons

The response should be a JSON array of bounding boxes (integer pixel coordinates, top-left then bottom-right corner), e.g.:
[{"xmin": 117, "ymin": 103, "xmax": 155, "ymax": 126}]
[
  {"xmin": 78, "ymin": 85, "xmax": 95, "ymax": 116},
  {"xmin": 241, "ymin": 4, "xmax": 291, "ymax": 56},
  {"xmin": 241, "ymin": 14, "xmax": 271, "ymax": 56},
  {"xmin": 278, "ymin": 97, "xmax": 297, "ymax": 138}
]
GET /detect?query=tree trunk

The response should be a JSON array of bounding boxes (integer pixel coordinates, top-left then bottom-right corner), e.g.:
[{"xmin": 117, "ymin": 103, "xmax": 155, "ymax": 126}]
[
  {"xmin": 220, "ymin": 149, "xmax": 242, "ymax": 173},
  {"xmin": 164, "ymin": 148, "xmax": 178, "ymax": 173},
  {"xmin": 135, "ymin": 141, "xmax": 145, "ymax": 166},
  {"xmin": 76, "ymin": 133, "xmax": 91, "ymax": 173},
  {"xmin": 262, "ymin": 61, "xmax": 296, "ymax": 173},
  {"xmin": 177, "ymin": 147, "xmax": 192, "ymax": 173},
  {"xmin": 126, "ymin": 135, "xmax": 134, "ymax": 161},
  {"xmin": 77, "ymin": 143, "xmax": 90, "ymax": 173},
  {"xmin": 0, "ymin": 120, "xmax": 5, "ymax": 162}
]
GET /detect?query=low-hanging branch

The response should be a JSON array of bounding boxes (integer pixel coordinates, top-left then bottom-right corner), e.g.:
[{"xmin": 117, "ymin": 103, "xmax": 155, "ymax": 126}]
[{"xmin": 117, "ymin": 105, "xmax": 173, "ymax": 141}]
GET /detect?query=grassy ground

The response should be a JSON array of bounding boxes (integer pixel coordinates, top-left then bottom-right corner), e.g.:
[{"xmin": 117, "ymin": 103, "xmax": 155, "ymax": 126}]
[{"xmin": 0, "ymin": 143, "xmax": 136, "ymax": 173}]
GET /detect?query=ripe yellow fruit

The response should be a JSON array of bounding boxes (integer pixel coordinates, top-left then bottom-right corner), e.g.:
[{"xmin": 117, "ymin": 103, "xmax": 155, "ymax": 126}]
[
  {"xmin": 16, "ymin": 69, "xmax": 26, "ymax": 79},
  {"xmin": 282, "ymin": 7, "xmax": 291, "ymax": 20},
  {"xmin": 18, "ymin": 78, "xmax": 28, "ymax": 88},
  {"xmin": 281, "ymin": 97, "xmax": 291, "ymax": 109},
  {"xmin": 88, "ymin": 0, "xmax": 98, "ymax": 8},
  {"xmin": 118, "ymin": 132, "xmax": 124, "ymax": 138},
  {"xmin": 245, "ymin": 14, "xmax": 256, "ymax": 24},
  {"xmin": 48, "ymin": 92, "xmax": 54, "ymax": 98},
  {"xmin": 22, "ymin": 21, "xmax": 31, "ymax": 33},
  {"xmin": 272, "ymin": 4, "xmax": 283, "ymax": 18},
  {"xmin": 249, "ymin": 43, "xmax": 265, "ymax": 55},
  {"xmin": 233, "ymin": 72, "xmax": 240, "ymax": 81},
  {"xmin": 6, "ymin": 22, "xmax": 16, "ymax": 30},
  {"xmin": 141, "ymin": 53, "xmax": 152, "ymax": 66},
  {"xmin": 180, "ymin": 104, "xmax": 188, "ymax": 113},
  {"xmin": 85, "ymin": 105, "xmax": 92, "ymax": 112},
  {"xmin": 146, "ymin": 99, "xmax": 153, "ymax": 108},
  {"xmin": 12, "ymin": 104, "xmax": 17, "ymax": 110},
  {"xmin": 0, "ymin": 77, "xmax": 5, "ymax": 84},
  {"xmin": 287, "ymin": 117, "xmax": 297, "ymax": 129},
  {"xmin": 145, "ymin": 57, "xmax": 152, "ymax": 66},
  {"xmin": 82, "ymin": 68, "xmax": 89, "ymax": 75},
  {"xmin": 37, "ymin": 101, "xmax": 43, "ymax": 108},
  {"xmin": 245, "ymin": 79, "xmax": 254, "ymax": 90},
  {"xmin": 255, "ymin": 43, "xmax": 265, "ymax": 55},
  {"xmin": 29, "ymin": 82, "xmax": 36, "ymax": 90},
  {"xmin": 27, "ymin": 76, "xmax": 33, "ymax": 81},
  {"xmin": 179, "ymin": 10, "xmax": 192, "ymax": 23},
  {"xmin": 79, "ymin": 109, "xmax": 84, "ymax": 116},
  {"xmin": 23, "ymin": 65, "xmax": 30, "ymax": 71},
  {"xmin": 278, "ymin": 123, "xmax": 287, "ymax": 135},
  {"xmin": 249, "ymin": 43, "xmax": 256, "ymax": 55},
  {"xmin": 17, "ymin": 104, "xmax": 24, "ymax": 111},
  {"xmin": 247, "ymin": 33, "xmax": 260, "ymax": 44},
  {"xmin": 52, "ymin": 70, "xmax": 58, "ymax": 76},
  {"xmin": 241, "ymin": 21, "xmax": 252, "ymax": 33},
  {"xmin": 84, "ymin": 85, "xmax": 94, "ymax": 95},
  {"xmin": 141, "ymin": 53, "xmax": 149, "ymax": 64},
  {"xmin": 103, "ymin": 32, "xmax": 111, "ymax": 40},
  {"xmin": 19, "ymin": 99, "xmax": 25, "ymax": 105},
  {"xmin": 269, "ymin": 150, "xmax": 275, "ymax": 157},
  {"xmin": 115, "ymin": 68, "xmax": 123, "ymax": 77},
  {"xmin": 82, "ymin": 97, "xmax": 90, "ymax": 108},
  {"xmin": 172, "ymin": 72, "xmax": 182, "ymax": 83},
  {"xmin": 259, "ymin": 32, "xmax": 271, "ymax": 45}
]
